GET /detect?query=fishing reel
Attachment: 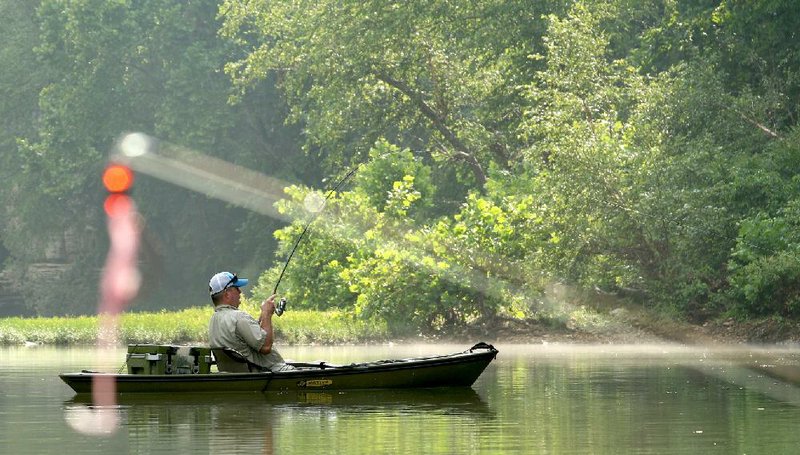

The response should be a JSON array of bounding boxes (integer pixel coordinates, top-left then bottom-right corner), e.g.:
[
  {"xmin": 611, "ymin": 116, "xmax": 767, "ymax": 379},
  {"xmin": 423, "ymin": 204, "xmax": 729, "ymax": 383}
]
[{"xmin": 275, "ymin": 297, "xmax": 288, "ymax": 316}]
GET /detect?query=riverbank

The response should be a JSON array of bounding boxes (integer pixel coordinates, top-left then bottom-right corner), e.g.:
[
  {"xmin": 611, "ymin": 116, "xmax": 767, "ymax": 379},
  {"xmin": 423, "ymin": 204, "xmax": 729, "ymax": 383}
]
[
  {"xmin": 459, "ymin": 303, "xmax": 800, "ymax": 347},
  {"xmin": 467, "ymin": 316, "xmax": 800, "ymax": 346},
  {"xmin": 2, "ymin": 300, "xmax": 799, "ymax": 347}
]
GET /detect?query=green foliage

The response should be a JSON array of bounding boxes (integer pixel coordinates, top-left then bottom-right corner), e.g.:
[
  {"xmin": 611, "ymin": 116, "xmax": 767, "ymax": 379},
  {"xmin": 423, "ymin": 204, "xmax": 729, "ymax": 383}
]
[
  {"xmin": 727, "ymin": 251, "xmax": 800, "ymax": 318},
  {"xmin": 253, "ymin": 140, "xmax": 538, "ymax": 335},
  {"xmin": 727, "ymin": 196, "xmax": 800, "ymax": 318},
  {"xmin": 354, "ymin": 139, "xmax": 436, "ymax": 220},
  {"xmin": 0, "ymin": 1, "xmax": 42, "ymax": 196},
  {"xmin": 251, "ymin": 140, "xmax": 438, "ymax": 312},
  {"xmin": 219, "ymin": 0, "xmax": 567, "ymax": 188},
  {"xmin": 251, "ymin": 185, "xmax": 368, "ymax": 310},
  {"xmin": 520, "ymin": 2, "xmax": 661, "ymax": 293},
  {"xmin": 0, "ymin": 314, "xmax": 98, "ymax": 345},
  {"xmin": 508, "ymin": 1, "xmax": 800, "ymax": 322},
  {"xmin": 0, "ymin": 307, "xmax": 388, "ymax": 345},
  {"xmin": 5, "ymin": 0, "xmax": 800, "ymax": 331}
]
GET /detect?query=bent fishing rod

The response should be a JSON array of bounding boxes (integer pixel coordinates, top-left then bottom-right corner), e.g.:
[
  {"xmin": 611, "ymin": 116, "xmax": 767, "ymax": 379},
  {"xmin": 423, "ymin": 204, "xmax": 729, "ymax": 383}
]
[{"xmin": 271, "ymin": 164, "xmax": 361, "ymax": 315}]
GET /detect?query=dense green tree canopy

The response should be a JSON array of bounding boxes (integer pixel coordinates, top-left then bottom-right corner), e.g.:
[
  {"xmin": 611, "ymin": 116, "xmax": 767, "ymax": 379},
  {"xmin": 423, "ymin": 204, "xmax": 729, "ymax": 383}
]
[
  {"xmin": 219, "ymin": 0, "xmax": 568, "ymax": 189},
  {"xmin": 2, "ymin": 0, "xmax": 800, "ymax": 332}
]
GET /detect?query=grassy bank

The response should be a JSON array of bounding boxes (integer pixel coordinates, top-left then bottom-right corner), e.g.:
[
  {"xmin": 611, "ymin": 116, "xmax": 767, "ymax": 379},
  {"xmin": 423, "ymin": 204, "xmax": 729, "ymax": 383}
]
[
  {"xmin": 11, "ymin": 291, "xmax": 768, "ymax": 347},
  {"xmin": 0, "ymin": 306, "xmax": 389, "ymax": 346}
]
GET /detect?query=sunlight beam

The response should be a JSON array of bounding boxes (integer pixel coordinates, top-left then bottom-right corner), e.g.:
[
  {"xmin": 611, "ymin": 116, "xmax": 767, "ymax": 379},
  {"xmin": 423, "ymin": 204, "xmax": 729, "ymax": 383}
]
[
  {"xmin": 111, "ymin": 132, "xmax": 569, "ymax": 321},
  {"xmin": 113, "ymin": 132, "xmax": 289, "ymax": 220}
]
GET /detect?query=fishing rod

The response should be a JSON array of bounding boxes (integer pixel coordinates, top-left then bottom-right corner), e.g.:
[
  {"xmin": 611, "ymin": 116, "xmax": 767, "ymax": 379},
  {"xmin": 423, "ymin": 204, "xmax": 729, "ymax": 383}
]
[{"xmin": 271, "ymin": 164, "xmax": 362, "ymax": 315}]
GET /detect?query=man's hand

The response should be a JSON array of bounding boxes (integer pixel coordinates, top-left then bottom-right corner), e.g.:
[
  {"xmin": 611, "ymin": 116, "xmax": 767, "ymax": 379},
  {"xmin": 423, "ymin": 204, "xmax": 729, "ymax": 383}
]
[
  {"xmin": 258, "ymin": 294, "xmax": 277, "ymax": 354},
  {"xmin": 261, "ymin": 294, "xmax": 277, "ymax": 316}
]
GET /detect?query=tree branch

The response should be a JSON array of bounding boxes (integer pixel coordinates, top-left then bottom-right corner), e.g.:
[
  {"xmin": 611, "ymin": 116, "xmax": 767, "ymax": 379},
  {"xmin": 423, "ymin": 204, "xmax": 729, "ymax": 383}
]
[
  {"xmin": 373, "ymin": 70, "xmax": 487, "ymax": 188},
  {"xmin": 734, "ymin": 109, "xmax": 780, "ymax": 138}
]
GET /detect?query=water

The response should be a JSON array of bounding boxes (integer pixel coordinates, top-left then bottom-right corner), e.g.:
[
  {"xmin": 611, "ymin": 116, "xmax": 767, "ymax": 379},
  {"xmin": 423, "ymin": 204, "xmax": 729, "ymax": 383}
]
[{"xmin": 2, "ymin": 343, "xmax": 800, "ymax": 454}]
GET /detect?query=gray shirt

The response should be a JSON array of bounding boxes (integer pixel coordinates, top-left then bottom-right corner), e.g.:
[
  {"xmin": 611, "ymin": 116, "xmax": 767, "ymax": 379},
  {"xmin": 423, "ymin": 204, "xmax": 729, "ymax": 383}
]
[{"xmin": 208, "ymin": 304, "xmax": 286, "ymax": 371}]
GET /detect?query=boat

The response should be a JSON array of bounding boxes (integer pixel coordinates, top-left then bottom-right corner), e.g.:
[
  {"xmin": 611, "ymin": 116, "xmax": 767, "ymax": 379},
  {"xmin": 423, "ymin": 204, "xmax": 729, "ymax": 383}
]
[{"xmin": 59, "ymin": 342, "xmax": 498, "ymax": 394}]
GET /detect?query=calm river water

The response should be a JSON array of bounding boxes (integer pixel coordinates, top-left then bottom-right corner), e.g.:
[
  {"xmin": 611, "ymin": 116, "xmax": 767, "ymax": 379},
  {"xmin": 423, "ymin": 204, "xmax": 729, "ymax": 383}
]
[{"xmin": 2, "ymin": 343, "xmax": 800, "ymax": 454}]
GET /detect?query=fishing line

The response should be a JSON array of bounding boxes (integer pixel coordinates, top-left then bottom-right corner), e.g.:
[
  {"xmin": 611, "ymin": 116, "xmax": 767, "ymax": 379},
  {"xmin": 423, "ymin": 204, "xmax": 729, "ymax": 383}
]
[
  {"xmin": 272, "ymin": 164, "xmax": 362, "ymax": 295},
  {"xmin": 271, "ymin": 147, "xmax": 419, "ymax": 296}
]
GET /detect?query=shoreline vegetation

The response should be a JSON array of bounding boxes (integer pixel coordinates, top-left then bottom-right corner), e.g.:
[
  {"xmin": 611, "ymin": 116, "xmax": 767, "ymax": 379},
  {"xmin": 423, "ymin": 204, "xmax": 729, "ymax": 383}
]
[
  {"xmin": 3, "ymin": 296, "xmax": 800, "ymax": 347},
  {"xmin": 0, "ymin": 305, "xmax": 390, "ymax": 346}
]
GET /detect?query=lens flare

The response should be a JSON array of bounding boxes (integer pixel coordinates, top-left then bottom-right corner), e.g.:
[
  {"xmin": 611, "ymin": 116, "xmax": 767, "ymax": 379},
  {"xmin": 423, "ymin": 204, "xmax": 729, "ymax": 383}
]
[
  {"xmin": 102, "ymin": 164, "xmax": 134, "ymax": 193},
  {"xmin": 103, "ymin": 193, "xmax": 133, "ymax": 217},
  {"xmin": 303, "ymin": 192, "xmax": 325, "ymax": 213},
  {"xmin": 118, "ymin": 132, "xmax": 151, "ymax": 157}
]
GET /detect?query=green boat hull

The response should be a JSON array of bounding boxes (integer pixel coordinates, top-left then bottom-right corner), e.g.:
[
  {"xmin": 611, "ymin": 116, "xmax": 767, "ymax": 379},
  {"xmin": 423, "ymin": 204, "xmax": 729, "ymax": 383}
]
[{"xmin": 60, "ymin": 343, "xmax": 498, "ymax": 394}]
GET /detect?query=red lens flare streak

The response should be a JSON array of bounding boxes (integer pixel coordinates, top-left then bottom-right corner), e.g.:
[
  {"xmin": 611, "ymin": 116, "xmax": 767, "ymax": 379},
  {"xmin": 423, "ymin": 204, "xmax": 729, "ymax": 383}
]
[{"xmin": 71, "ymin": 166, "xmax": 141, "ymax": 435}]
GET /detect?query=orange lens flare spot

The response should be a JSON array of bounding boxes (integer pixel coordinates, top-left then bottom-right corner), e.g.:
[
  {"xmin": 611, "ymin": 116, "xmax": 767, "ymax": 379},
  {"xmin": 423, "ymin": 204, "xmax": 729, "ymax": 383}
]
[{"xmin": 102, "ymin": 164, "xmax": 134, "ymax": 193}]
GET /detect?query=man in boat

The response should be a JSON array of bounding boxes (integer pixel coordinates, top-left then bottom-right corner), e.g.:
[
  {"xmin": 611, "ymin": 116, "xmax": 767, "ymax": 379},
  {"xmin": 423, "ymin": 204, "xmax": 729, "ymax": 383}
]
[{"xmin": 208, "ymin": 271, "xmax": 293, "ymax": 372}]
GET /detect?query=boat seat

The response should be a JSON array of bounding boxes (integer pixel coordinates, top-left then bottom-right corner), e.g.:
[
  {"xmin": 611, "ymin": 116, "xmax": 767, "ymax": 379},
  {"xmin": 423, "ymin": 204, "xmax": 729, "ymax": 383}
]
[{"xmin": 211, "ymin": 348, "xmax": 265, "ymax": 373}]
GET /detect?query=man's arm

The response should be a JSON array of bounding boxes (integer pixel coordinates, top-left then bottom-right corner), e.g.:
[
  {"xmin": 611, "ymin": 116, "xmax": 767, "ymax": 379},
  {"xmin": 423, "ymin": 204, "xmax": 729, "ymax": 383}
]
[{"xmin": 257, "ymin": 294, "xmax": 277, "ymax": 354}]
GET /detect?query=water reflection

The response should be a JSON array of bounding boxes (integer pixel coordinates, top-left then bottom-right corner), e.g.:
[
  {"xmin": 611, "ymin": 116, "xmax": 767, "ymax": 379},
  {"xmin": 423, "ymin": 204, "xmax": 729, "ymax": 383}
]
[
  {"xmin": 63, "ymin": 405, "xmax": 121, "ymax": 435},
  {"xmin": 486, "ymin": 344, "xmax": 800, "ymax": 453},
  {"xmin": 66, "ymin": 387, "xmax": 491, "ymax": 416},
  {"xmin": 6, "ymin": 344, "xmax": 800, "ymax": 454},
  {"xmin": 65, "ymin": 388, "xmax": 490, "ymax": 454}
]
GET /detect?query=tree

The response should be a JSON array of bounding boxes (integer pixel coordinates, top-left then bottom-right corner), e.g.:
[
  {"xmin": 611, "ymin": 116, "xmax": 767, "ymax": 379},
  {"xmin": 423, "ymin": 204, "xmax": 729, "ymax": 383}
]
[
  {"xmin": 219, "ymin": 0, "xmax": 568, "ymax": 192},
  {"xmin": 2, "ymin": 0, "xmax": 308, "ymax": 314},
  {"xmin": 517, "ymin": 0, "xmax": 800, "ymax": 320},
  {"xmin": 0, "ymin": 1, "xmax": 42, "ymax": 313}
]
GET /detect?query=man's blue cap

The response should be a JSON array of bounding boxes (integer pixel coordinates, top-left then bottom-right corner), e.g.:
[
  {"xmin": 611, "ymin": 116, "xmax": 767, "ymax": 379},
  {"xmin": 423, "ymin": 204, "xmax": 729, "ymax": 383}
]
[{"xmin": 209, "ymin": 271, "xmax": 249, "ymax": 295}]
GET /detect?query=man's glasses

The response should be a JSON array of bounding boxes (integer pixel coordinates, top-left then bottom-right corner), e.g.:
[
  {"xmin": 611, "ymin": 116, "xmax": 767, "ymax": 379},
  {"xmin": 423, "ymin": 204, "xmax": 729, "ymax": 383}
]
[
  {"xmin": 211, "ymin": 273, "xmax": 238, "ymax": 295},
  {"xmin": 222, "ymin": 274, "xmax": 238, "ymax": 291}
]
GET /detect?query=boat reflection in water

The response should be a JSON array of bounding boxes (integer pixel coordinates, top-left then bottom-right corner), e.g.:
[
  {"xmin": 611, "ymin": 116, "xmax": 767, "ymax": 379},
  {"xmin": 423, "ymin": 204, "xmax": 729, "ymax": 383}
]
[
  {"xmin": 66, "ymin": 386, "xmax": 491, "ymax": 415},
  {"xmin": 65, "ymin": 388, "xmax": 492, "ymax": 453}
]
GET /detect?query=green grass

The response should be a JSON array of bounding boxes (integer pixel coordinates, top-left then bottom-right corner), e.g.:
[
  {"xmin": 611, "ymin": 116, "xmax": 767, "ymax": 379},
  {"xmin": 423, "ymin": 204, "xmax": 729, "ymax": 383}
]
[{"xmin": 0, "ymin": 306, "xmax": 389, "ymax": 346}]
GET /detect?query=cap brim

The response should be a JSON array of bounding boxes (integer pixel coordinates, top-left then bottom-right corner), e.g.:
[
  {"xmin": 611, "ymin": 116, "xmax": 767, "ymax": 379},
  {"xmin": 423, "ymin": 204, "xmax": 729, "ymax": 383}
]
[{"xmin": 232, "ymin": 278, "xmax": 249, "ymax": 288}]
